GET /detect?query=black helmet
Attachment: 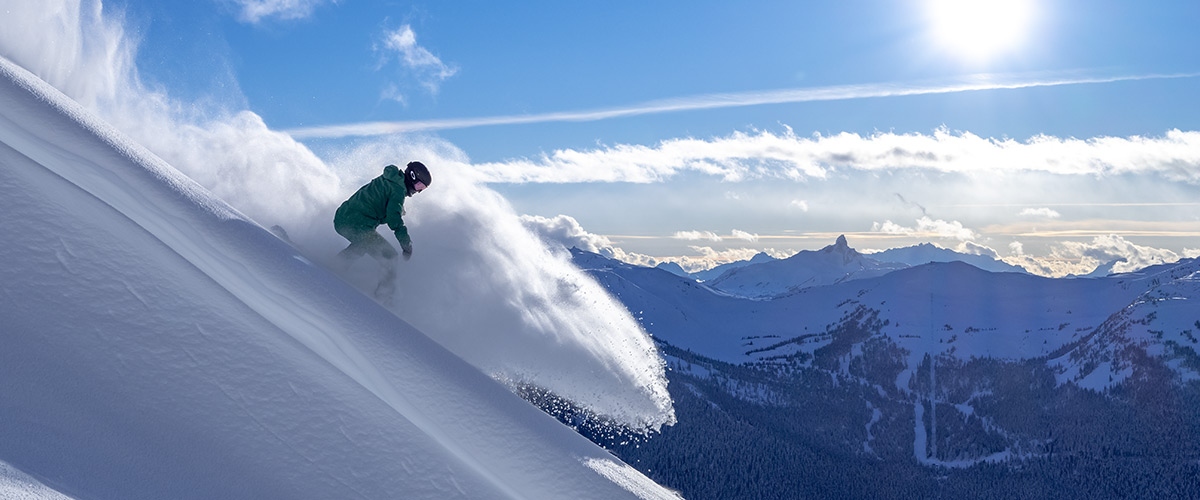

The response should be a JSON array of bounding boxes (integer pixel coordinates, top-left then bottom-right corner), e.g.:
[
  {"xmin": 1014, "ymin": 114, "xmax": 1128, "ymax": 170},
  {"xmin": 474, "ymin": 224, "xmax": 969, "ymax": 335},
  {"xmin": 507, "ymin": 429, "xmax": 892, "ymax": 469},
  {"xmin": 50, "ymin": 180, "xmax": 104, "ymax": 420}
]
[{"xmin": 404, "ymin": 161, "xmax": 431, "ymax": 194}]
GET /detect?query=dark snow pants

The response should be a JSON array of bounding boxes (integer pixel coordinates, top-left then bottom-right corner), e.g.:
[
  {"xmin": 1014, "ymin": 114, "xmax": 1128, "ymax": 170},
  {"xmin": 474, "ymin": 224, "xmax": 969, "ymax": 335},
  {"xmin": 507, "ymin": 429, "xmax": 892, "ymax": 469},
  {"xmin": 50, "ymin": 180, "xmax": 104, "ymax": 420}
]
[{"xmin": 334, "ymin": 222, "xmax": 399, "ymax": 263}]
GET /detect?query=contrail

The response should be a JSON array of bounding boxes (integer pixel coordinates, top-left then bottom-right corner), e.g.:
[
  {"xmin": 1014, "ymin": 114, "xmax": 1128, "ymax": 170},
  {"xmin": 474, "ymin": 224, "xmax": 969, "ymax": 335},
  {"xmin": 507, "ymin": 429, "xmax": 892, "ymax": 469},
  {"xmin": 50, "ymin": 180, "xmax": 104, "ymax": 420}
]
[{"xmin": 284, "ymin": 72, "xmax": 1199, "ymax": 139}]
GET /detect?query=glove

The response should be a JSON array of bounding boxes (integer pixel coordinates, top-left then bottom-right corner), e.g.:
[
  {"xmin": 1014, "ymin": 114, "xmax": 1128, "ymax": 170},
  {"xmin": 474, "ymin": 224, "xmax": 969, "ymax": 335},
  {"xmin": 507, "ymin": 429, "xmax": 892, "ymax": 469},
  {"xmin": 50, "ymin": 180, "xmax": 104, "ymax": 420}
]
[{"xmin": 401, "ymin": 243, "xmax": 413, "ymax": 261}]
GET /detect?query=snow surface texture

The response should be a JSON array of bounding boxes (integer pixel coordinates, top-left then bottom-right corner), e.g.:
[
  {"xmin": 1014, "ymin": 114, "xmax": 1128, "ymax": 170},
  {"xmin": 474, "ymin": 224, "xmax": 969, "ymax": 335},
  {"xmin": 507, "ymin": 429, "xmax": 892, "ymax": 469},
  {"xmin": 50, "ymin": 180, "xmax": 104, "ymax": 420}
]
[
  {"xmin": 0, "ymin": 461, "xmax": 75, "ymax": 500},
  {"xmin": 0, "ymin": 0, "xmax": 673, "ymax": 432},
  {"xmin": 0, "ymin": 55, "xmax": 682, "ymax": 500}
]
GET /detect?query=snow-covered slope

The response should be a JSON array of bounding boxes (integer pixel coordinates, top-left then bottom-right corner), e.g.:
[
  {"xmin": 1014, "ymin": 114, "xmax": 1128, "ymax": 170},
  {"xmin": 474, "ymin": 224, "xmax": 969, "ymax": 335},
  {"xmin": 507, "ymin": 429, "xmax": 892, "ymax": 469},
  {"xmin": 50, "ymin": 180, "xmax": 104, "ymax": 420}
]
[
  {"xmin": 707, "ymin": 235, "xmax": 907, "ymax": 298},
  {"xmin": 576, "ymin": 248, "xmax": 1161, "ymax": 368},
  {"xmin": 654, "ymin": 260, "xmax": 694, "ymax": 279},
  {"xmin": 692, "ymin": 252, "xmax": 777, "ymax": 282},
  {"xmin": 1052, "ymin": 258, "xmax": 1200, "ymax": 390},
  {"xmin": 0, "ymin": 56, "xmax": 679, "ymax": 500},
  {"xmin": 1072, "ymin": 259, "xmax": 1122, "ymax": 278},
  {"xmin": 869, "ymin": 242, "xmax": 1030, "ymax": 274}
]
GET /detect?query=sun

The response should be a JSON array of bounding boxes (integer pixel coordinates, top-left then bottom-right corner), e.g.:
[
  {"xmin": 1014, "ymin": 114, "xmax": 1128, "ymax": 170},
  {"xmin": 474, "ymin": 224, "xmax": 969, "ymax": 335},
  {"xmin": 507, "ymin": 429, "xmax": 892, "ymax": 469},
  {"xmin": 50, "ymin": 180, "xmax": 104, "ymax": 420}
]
[{"xmin": 926, "ymin": 0, "xmax": 1035, "ymax": 62}]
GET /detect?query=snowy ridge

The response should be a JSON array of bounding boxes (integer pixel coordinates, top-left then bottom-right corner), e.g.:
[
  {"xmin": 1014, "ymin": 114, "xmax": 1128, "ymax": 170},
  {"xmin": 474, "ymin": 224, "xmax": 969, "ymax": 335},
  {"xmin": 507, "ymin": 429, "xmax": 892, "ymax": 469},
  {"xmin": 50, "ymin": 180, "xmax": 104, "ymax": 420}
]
[
  {"xmin": 0, "ymin": 56, "xmax": 679, "ymax": 500},
  {"xmin": 708, "ymin": 235, "xmax": 907, "ymax": 298},
  {"xmin": 869, "ymin": 242, "xmax": 1030, "ymax": 274},
  {"xmin": 692, "ymin": 252, "xmax": 777, "ymax": 281},
  {"xmin": 1051, "ymin": 258, "xmax": 1200, "ymax": 390},
  {"xmin": 582, "ymin": 246, "xmax": 1150, "ymax": 368}
]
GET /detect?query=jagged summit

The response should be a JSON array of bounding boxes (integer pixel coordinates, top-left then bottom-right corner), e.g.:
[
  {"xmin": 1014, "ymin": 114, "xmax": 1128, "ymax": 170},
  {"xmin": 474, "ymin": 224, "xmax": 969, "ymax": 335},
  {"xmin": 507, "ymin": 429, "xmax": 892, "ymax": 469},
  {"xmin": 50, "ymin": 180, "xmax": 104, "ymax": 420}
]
[
  {"xmin": 709, "ymin": 235, "xmax": 906, "ymax": 298},
  {"xmin": 819, "ymin": 234, "xmax": 859, "ymax": 264}
]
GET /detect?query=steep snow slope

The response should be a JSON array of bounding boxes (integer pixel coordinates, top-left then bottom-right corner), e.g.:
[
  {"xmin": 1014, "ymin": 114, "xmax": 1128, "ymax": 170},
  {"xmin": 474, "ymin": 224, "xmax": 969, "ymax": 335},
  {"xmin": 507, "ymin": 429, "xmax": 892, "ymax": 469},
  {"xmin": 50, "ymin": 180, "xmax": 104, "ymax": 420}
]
[
  {"xmin": 1, "ymin": 460, "xmax": 75, "ymax": 500},
  {"xmin": 1052, "ymin": 258, "xmax": 1200, "ymax": 390},
  {"xmin": 869, "ymin": 242, "xmax": 1030, "ymax": 274},
  {"xmin": 707, "ymin": 236, "xmax": 907, "ymax": 298},
  {"xmin": 0, "ymin": 0, "xmax": 673, "ymax": 436},
  {"xmin": 0, "ymin": 57, "xmax": 679, "ymax": 500}
]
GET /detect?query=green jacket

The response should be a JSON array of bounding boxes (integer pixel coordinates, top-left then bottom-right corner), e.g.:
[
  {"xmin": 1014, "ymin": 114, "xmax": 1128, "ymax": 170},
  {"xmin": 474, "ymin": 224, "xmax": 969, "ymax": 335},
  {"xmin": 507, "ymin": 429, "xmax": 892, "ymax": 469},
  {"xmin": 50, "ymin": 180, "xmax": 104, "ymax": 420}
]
[{"xmin": 335, "ymin": 165, "xmax": 412, "ymax": 248}]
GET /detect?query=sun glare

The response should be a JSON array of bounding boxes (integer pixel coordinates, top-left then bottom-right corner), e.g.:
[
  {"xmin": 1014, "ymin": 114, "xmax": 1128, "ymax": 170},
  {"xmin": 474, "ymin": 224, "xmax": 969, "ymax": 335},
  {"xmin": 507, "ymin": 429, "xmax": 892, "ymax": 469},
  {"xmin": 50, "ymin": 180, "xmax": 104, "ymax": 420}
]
[{"xmin": 926, "ymin": 0, "xmax": 1035, "ymax": 62}]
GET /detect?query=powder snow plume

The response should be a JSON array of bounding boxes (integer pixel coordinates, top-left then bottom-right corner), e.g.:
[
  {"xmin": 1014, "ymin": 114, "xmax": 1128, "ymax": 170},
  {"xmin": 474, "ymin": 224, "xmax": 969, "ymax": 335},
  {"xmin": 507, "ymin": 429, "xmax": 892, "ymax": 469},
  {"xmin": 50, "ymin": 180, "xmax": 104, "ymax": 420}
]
[
  {"xmin": 326, "ymin": 138, "xmax": 675, "ymax": 430},
  {"xmin": 0, "ymin": 0, "xmax": 674, "ymax": 431}
]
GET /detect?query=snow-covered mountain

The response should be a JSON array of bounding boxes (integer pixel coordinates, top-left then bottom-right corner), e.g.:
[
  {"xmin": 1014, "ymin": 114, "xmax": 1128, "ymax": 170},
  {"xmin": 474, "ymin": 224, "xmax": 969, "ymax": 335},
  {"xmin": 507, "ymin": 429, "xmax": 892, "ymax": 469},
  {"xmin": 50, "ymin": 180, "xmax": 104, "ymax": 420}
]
[
  {"xmin": 654, "ymin": 260, "xmax": 694, "ymax": 279},
  {"xmin": 1052, "ymin": 257, "xmax": 1200, "ymax": 390},
  {"xmin": 1072, "ymin": 258, "xmax": 1123, "ymax": 278},
  {"xmin": 692, "ymin": 252, "xmax": 777, "ymax": 282},
  {"xmin": 578, "ymin": 248, "xmax": 1153, "ymax": 367},
  {"xmin": 573, "ymin": 247, "xmax": 1200, "ymax": 498},
  {"xmin": 869, "ymin": 242, "xmax": 1031, "ymax": 274},
  {"xmin": 706, "ymin": 235, "xmax": 908, "ymax": 298},
  {"xmin": 0, "ymin": 56, "xmax": 679, "ymax": 500}
]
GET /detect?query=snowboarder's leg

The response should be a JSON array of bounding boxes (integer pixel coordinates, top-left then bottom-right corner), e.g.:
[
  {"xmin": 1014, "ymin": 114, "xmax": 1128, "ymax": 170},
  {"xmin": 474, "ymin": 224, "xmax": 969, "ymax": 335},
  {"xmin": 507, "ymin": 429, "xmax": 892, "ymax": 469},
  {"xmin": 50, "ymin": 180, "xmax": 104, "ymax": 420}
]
[
  {"xmin": 341, "ymin": 229, "xmax": 399, "ymax": 300},
  {"xmin": 334, "ymin": 223, "xmax": 376, "ymax": 266},
  {"xmin": 334, "ymin": 222, "xmax": 400, "ymax": 299},
  {"xmin": 346, "ymin": 229, "xmax": 398, "ymax": 263},
  {"xmin": 374, "ymin": 256, "xmax": 398, "ymax": 301}
]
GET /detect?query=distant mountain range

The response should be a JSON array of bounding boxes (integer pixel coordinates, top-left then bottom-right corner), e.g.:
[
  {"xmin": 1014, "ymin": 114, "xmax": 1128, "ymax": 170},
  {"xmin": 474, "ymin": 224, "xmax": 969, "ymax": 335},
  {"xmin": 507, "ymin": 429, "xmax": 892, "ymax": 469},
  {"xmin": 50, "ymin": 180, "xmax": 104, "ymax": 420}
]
[
  {"xmin": 705, "ymin": 235, "xmax": 907, "ymax": 298},
  {"xmin": 570, "ymin": 241, "xmax": 1200, "ymax": 499},
  {"xmin": 659, "ymin": 237, "xmax": 1034, "ymax": 300},
  {"xmin": 655, "ymin": 252, "xmax": 777, "ymax": 281},
  {"xmin": 869, "ymin": 241, "xmax": 1031, "ymax": 274}
]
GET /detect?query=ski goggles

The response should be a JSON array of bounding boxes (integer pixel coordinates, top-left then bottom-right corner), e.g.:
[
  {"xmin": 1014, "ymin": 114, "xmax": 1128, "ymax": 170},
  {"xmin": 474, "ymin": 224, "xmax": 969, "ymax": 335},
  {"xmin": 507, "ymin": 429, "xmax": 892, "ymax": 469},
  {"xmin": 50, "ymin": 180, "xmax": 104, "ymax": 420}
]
[{"xmin": 413, "ymin": 181, "xmax": 427, "ymax": 193}]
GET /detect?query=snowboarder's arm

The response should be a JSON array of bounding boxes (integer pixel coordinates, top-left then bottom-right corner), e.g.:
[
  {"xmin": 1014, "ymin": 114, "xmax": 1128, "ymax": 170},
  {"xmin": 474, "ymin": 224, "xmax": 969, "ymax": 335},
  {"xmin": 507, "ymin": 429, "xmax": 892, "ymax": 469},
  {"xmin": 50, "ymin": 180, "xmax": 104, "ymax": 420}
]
[
  {"xmin": 393, "ymin": 226, "xmax": 412, "ymax": 253},
  {"xmin": 385, "ymin": 195, "xmax": 412, "ymax": 252}
]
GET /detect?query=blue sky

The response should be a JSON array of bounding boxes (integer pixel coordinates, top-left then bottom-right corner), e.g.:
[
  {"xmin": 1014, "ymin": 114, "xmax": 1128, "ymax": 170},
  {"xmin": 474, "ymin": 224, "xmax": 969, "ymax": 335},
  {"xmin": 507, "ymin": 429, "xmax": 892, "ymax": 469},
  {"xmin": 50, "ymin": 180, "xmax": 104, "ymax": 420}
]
[{"xmin": 27, "ymin": 0, "xmax": 1200, "ymax": 275}]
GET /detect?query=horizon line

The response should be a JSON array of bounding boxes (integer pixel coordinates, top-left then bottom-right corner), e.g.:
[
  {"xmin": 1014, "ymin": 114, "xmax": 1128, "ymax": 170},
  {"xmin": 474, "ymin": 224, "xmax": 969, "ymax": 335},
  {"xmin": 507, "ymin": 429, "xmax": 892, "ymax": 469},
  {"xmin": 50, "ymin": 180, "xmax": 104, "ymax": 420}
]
[{"xmin": 284, "ymin": 71, "xmax": 1199, "ymax": 139}]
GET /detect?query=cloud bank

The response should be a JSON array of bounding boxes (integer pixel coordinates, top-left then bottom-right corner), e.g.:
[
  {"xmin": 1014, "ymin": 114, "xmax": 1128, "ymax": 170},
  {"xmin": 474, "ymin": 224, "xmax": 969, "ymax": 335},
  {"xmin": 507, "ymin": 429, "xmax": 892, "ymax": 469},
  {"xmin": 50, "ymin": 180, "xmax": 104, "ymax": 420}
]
[
  {"xmin": 431, "ymin": 127, "xmax": 1200, "ymax": 185},
  {"xmin": 872, "ymin": 216, "xmax": 980, "ymax": 242},
  {"xmin": 0, "ymin": 0, "xmax": 673, "ymax": 431},
  {"xmin": 1000, "ymin": 234, "xmax": 1189, "ymax": 277}
]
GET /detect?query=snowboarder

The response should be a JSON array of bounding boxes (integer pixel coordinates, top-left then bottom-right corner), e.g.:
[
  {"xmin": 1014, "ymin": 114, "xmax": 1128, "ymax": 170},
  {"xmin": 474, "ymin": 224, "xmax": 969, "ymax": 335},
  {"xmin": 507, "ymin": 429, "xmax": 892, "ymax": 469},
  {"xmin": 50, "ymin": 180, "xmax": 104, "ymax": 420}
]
[{"xmin": 334, "ymin": 161, "xmax": 431, "ymax": 299}]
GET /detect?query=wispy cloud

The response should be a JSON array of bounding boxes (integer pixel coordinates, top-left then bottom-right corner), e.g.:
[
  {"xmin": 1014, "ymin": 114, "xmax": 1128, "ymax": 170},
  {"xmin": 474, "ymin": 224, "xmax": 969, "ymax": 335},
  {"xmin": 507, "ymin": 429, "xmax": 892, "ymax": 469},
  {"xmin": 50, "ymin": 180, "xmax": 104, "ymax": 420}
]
[
  {"xmin": 674, "ymin": 230, "xmax": 723, "ymax": 242},
  {"xmin": 286, "ymin": 72, "xmax": 1198, "ymax": 138},
  {"xmin": 376, "ymin": 25, "xmax": 458, "ymax": 102},
  {"xmin": 1019, "ymin": 207, "xmax": 1062, "ymax": 218},
  {"xmin": 895, "ymin": 193, "xmax": 929, "ymax": 216},
  {"xmin": 731, "ymin": 229, "xmax": 760, "ymax": 242},
  {"xmin": 872, "ymin": 216, "xmax": 979, "ymax": 241},
  {"xmin": 226, "ymin": 0, "xmax": 336, "ymax": 24},
  {"xmin": 982, "ymin": 219, "xmax": 1200, "ymax": 239}
]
